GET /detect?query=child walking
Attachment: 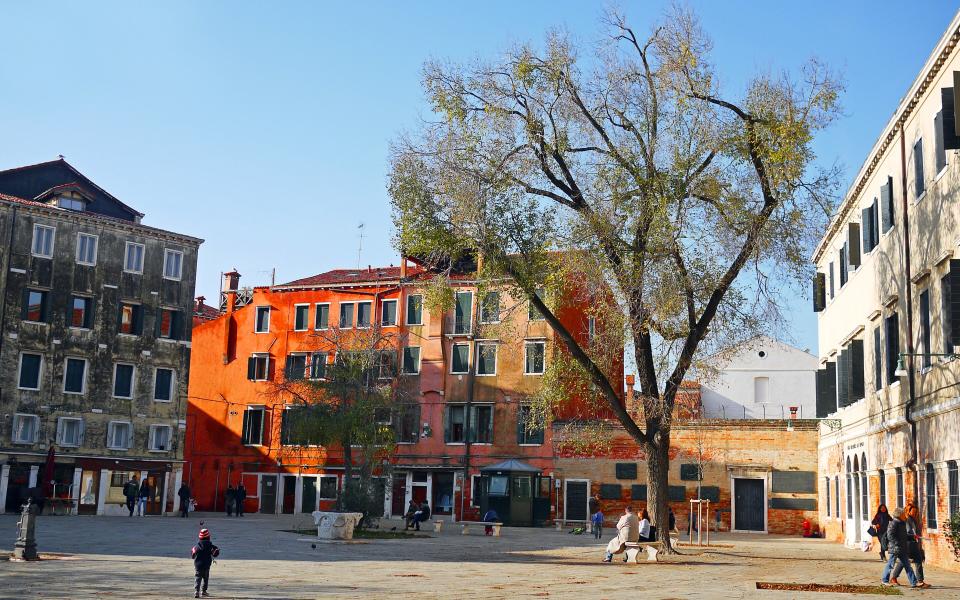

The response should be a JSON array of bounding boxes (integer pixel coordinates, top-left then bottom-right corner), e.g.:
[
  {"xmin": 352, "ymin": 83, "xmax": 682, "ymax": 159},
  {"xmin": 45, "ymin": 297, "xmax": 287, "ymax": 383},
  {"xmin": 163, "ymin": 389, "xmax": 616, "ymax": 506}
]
[
  {"xmin": 592, "ymin": 508, "xmax": 604, "ymax": 540},
  {"xmin": 191, "ymin": 528, "xmax": 220, "ymax": 598}
]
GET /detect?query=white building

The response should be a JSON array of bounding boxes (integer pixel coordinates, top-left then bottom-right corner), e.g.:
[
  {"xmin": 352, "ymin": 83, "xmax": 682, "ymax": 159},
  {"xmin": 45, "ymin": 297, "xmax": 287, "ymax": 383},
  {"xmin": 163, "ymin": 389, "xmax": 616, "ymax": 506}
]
[{"xmin": 699, "ymin": 336, "xmax": 818, "ymax": 420}]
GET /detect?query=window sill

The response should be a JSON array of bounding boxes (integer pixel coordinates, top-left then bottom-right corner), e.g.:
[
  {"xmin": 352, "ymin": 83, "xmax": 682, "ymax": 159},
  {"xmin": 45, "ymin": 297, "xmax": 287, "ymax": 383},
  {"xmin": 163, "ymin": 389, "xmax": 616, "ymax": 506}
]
[
  {"xmin": 381, "ymin": 324, "xmax": 398, "ymax": 328},
  {"xmin": 254, "ymin": 331, "xmax": 270, "ymax": 334},
  {"xmin": 23, "ymin": 321, "xmax": 49, "ymax": 326},
  {"xmin": 446, "ymin": 442, "xmax": 466, "ymax": 446},
  {"xmin": 406, "ymin": 322, "xmax": 423, "ymax": 327},
  {"xmin": 17, "ymin": 387, "xmax": 40, "ymax": 392},
  {"xmin": 935, "ymin": 166, "xmax": 948, "ymax": 183},
  {"xmin": 30, "ymin": 254, "xmax": 52, "ymax": 260},
  {"xmin": 76, "ymin": 261, "xmax": 96, "ymax": 267},
  {"xmin": 293, "ymin": 329, "xmax": 308, "ymax": 333},
  {"xmin": 476, "ymin": 373, "xmax": 497, "ymax": 377},
  {"xmin": 69, "ymin": 326, "xmax": 91, "ymax": 332},
  {"xmin": 916, "ymin": 190, "xmax": 927, "ymax": 203},
  {"xmin": 524, "ymin": 373, "xmax": 545, "ymax": 377},
  {"xmin": 123, "ymin": 269, "xmax": 143, "ymax": 276},
  {"xmin": 153, "ymin": 399, "xmax": 173, "ymax": 403},
  {"xmin": 450, "ymin": 371, "xmax": 469, "ymax": 376},
  {"xmin": 162, "ymin": 276, "xmax": 182, "ymax": 282},
  {"xmin": 147, "ymin": 449, "xmax": 170, "ymax": 454},
  {"xmin": 11, "ymin": 441, "xmax": 37, "ymax": 446},
  {"xmin": 112, "ymin": 395, "xmax": 134, "ymax": 400},
  {"xmin": 401, "ymin": 371, "xmax": 420, "ymax": 376},
  {"xmin": 117, "ymin": 333, "xmax": 140, "ymax": 338},
  {"xmin": 63, "ymin": 391, "xmax": 85, "ymax": 396},
  {"xmin": 518, "ymin": 443, "xmax": 544, "ymax": 447},
  {"xmin": 106, "ymin": 447, "xmax": 130, "ymax": 451},
  {"xmin": 157, "ymin": 338, "xmax": 181, "ymax": 344},
  {"xmin": 242, "ymin": 443, "xmax": 263, "ymax": 448}
]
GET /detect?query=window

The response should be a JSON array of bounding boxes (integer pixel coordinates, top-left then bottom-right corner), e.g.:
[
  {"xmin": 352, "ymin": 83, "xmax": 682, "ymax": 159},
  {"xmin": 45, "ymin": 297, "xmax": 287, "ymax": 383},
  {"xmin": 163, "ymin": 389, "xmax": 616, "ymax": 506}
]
[
  {"xmin": 897, "ymin": 468, "xmax": 905, "ymax": 509},
  {"xmin": 480, "ymin": 291, "xmax": 499, "ymax": 323},
  {"xmin": 517, "ymin": 405, "xmax": 544, "ymax": 445},
  {"xmin": 881, "ymin": 176, "xmax": 895, "ymax": 233},
  {"xmin": 281, "ymin": 406, "xmax": 317, "ymax": 446},
  {"xmin": 829, "ymin": 262, "xmax": 835, "ymax": 299},
  {"xmin": 825, "ymin": 478, "xmax": 831, "ymax": 517},
  {"xmin": 12, "ymin": 414, "xmax": 39, "ymax": 444},
  {"xmin": 528, "ymin": 288, "xmax": 545, "ymax": 320},
  {"xmin": 255, "ymin": 306, "xmax": 270, "ymax": 333},
  {"xmin": 124, "ymin": 242, "xmax": 144, "ymax": 273},
  {"xmin": 247, "ymin": 354, "xmax": 271, "ymax": 381},
  {"xmin": 936, "ymin": 110, "xmax": 948, "ymax": 173},
  {"xmin": 943, "ymin": 275, "xmax": 953, "ymax": 354},
  {"xmin": 454, "ymin": 291, "xmax": 472, "ymax": 334},
  {"xmin": 861, "ymin": 470, "xmax": 869, "ymax": 518},
  {"xmin": 914, "ymin": 138, "xmax": 925, "ymax": 198},
  {"xmin": 885, "ymin": 313, "xmax": 900, "ymax": 385},
  {"xmin": 406, "ymin": 295, "xmax": 423, "ymax": 325},
  {"xmin": 920, "ymin": 290, "xmax": 931, "ymax": 369},
  {"xmin": 113, "ymin": 363, "xmax": 135, "ymax": 399},
  {"xmin": 241, "ymin": 407, "xmax": 265, "ymax": 445},
  {"xmin": 873, "ymin": 327, "xmax": 882, "ymax": 391},
  {"xmin": 471, "ymin": 405, "xmax": 493, "ymax": 444},
  {"xmin": 118, "ymin": 303, "xmax": 143, "ymax": 335},
  {"xmin": 22, "ymin": 289, "xmax": 48, "ymax": 323},
  {"xmin": 476, "ymin": 342, "xmax": 497, "ymax": 376},
  {"xmin": 157, "ymin": 308, "xmax": 180, "ymax": 340},
  {"xmin": 31, "ymin": 224, "xmax": 55, "ymax": 258},
  {"xmin": 106, "ymin": 421, "xmax": 132, "ymax": 450},
  {"xmin": 451, "ymin": 343, "xmax": 469, "ymax": 374},
  {"xmin": 395, "ymin": 403, "xmax": 420, "ymax": 443},
  {"xmin": 63, "ymin": 357, "xmax": 87, "ymax": 394},
  {"xmin": 926, "ymin": 463, "xmax": 938, "ymax": 529},
  {"xmin": 949, "ymin": 461, "xmax": 959, "ymax": 518},
  {"xmin": 381, "ymin": 299, "xmax": 397, "ymax": 326},
  {"xmin": 339, "ymin": 303, "xmax": 354, "ymax": 328},
  {"xmin": 839, "ymin": 244, "xmax": 848, "ymax": 287},
  {"xmin": 56, "ymin": 417, "xmax": 83, "ymax": 447},
  {"xmin": 163, "ymin": 249, "xmax": 183, "ymax": 280},
  {"xmin": 525, "ymin": 341, "xmax": 546, "ymax": 375},
  {"xmin": 879, "ymin": 469, "xmax": 887, "ymax": 507},
  {"xmin": 309, "ymin": 353, "xmax": 328, "ymax": 380},
  {"xmin": 315, "ymin": 304, "xmax": 330, "ymax": 330},
  {"xmin": 69, "ymin": 296, "xmax": 93, "ymax": 329},
  {"xmin": 294, "ymin": 304, "xmax": 309, "ymax": 331},
  {"xmin": 754, "ymin": 376, "xmax": 769, "ymax": 405},
  {"xmin": 154, "ymin": 368, "xmax": 175, "ymax": 401},
  {"xmin": 149, "ymin": 425, "xmax": 172, "ymax": 452},
  {"xmin": 356, "ymin": 302, "xmax": 372, "ymax": 328},
  {"xmin": 846, "ymin": 457, "xmax": 853, "ymax": 519},
  {"xmin": 75, "ymin": 233, "xmax": 98, "ymax": 265},
  {"xmin": 318, "ymin": 476, "xmax": 338, "ymax": 499},
  {"xmin": 377, "ymin": 350, "xmax": 397, "ymax": 380},
  {"xmin": 402, "ymin": 346, "xmax": 421, "ymax": 375},
  {"xmin": 17, "ymin": 353, "xmax": 42, "ymax": 390},
  {"xmin": 445, "ymin": 405, "xmax": 466, "ymax": 443},
  {"xmin": 835, "ymin": 475, "xmax": 840, "ymax": 517},
  {"xmin": 284, "ymin": 353, "xmax": 309, "ymax": 381},
  {"xmin": 57, "ymin": 196, "xmax": 84, "ymax": 211}
]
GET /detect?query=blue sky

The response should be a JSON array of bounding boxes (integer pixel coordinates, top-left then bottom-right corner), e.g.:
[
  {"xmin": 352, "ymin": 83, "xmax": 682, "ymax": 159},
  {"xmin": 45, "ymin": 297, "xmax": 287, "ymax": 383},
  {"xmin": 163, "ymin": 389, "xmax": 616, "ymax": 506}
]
[{"xmin": 1, "ymin": 1, "xmax": 957, "ymax": 355}]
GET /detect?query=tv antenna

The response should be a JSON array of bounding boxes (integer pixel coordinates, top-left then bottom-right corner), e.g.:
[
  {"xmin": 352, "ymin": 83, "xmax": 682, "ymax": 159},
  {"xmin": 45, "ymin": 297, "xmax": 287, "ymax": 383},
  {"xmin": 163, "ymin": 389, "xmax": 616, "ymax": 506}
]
[{"xmin": 356, "ymin": 222, "xmax": 365, "ymax": 269}]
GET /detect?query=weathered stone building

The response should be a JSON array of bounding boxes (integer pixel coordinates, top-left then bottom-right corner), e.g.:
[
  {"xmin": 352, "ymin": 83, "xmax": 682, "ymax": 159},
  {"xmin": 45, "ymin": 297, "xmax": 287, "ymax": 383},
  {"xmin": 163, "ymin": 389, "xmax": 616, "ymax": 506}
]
[{"xmin": 0, "ymin": 158, "xmax": 202, "ymax": 516}]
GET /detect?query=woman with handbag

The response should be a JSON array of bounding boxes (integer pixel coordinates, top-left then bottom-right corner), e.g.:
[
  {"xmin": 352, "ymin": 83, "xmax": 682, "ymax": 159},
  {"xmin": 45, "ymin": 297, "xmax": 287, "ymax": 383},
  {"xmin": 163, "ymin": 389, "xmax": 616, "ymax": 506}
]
[
  {"xmin": 870, "ymin": 504, "xmax": 892, "ymax": 561},
  {"xmin": 891, "ymin": 503, "xmax": 930, "ymax": 588}
]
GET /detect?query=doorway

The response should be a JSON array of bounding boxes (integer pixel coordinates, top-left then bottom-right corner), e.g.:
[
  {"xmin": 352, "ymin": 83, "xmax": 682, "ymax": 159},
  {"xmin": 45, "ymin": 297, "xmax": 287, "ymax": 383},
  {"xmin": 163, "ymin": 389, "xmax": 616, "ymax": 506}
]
[
  {"xmin": 145, "ymin": 472, "xmax": 166, "ymax": 515},
  {"xmin": 432, "ymin": 472, "xmax": 454, "ymax": 516},
  {"xmin": 391, "ymin": 473, "xmax": 407, "ymax": 516},
  {"xmin": 282, "ymin": 476, "xmax": 296, "ymax": 514},
  {"xmin": 564, "ymin": 479, "xmax": 589, "ymax": 522},
  {"xmin": 301, "ymin": 477, "xmax": 317, "ymax": 513},
  {"xmin": 78, "ymin": 469, "xmax": 99, "ymax": 515},
  {"xmin": 260, "ymin": 475, "xmax": 277, "ymax": 514},
  {"xmin": 733, "ymin": 478, "xmax": 765, "ymax": 532}
]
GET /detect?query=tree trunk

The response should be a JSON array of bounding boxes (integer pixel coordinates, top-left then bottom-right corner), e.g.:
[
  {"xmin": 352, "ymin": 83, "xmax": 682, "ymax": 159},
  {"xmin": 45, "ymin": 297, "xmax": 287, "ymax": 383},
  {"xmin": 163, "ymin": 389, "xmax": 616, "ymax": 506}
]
[
  {"xmin": 340, "ymin": 435, "xmax": 353, "ymax": 511},
  {"xmin": 645, "ymin": 433, "xmax": 673, "ymax": 553}
]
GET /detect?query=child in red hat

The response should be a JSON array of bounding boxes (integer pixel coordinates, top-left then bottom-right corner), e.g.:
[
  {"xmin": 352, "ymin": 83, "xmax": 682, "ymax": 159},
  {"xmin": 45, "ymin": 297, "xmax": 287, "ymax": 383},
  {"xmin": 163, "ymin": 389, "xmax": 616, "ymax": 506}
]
[{"xmin": 191, "ymin": 528, "xmax": 220, "ymax": 598}]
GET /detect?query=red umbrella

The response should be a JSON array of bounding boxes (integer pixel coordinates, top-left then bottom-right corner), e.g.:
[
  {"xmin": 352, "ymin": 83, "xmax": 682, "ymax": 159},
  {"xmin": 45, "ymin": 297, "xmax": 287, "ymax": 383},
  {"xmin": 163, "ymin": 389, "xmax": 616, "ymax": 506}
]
[{"xmin": 41, "ymin": 446, "xmax": 56, "ymax": 497}]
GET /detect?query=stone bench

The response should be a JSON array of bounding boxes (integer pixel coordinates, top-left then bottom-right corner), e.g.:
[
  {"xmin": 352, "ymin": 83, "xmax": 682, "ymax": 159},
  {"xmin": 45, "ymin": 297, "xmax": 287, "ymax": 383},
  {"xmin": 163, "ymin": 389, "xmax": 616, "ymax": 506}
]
[
  {"xmin": 460, "ymin": 521, "xmax": 502, "ymax": 536},
  {"xmin": 624, "ymin": 540, "xmax": 666, "ymax": 563}
]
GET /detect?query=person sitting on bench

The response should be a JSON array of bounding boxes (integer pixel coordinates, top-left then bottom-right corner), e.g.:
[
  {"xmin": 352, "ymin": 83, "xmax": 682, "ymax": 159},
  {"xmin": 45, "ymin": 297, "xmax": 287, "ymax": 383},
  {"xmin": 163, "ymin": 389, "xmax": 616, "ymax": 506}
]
[
  {"xmin": 603, "ymin": 506, "xmax": 639, "ymax": 562},
  {"xmin": 482, "ymin": 508, "xmax": 501, "ymax": 535},
  {"xmin": 638, "ymin": 509, "xmax": 654, "ymax": 542}
]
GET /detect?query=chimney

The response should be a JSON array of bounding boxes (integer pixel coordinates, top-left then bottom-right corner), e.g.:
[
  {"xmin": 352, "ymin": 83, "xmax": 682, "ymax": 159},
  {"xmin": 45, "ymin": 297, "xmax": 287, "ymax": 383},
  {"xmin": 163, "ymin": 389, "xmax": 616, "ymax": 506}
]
[
  {"xmin": 195, "ymin": 296, "xmax": 206, "ymax": 312},
  {"xmin": 625, "ymin": 374, "xmax": 636, "ymax": 413},
  {"xmin": 789, "ymin": 406, "xmax": 799, "ymax": 420},
  {"xmin": 222, "ymin": 270, "xmax": 240, "ymax": 314},
  {"xmin": 400, "ymin": 256, "xmax": 408, "ymax": 278}
]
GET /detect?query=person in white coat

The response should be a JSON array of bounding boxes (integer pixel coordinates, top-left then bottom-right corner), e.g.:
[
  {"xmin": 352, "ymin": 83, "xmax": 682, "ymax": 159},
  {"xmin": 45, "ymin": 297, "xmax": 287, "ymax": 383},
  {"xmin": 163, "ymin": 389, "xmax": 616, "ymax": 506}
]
[{"xmin": 603, "ymin": 506, "xmax": 640, "ymax": 562}]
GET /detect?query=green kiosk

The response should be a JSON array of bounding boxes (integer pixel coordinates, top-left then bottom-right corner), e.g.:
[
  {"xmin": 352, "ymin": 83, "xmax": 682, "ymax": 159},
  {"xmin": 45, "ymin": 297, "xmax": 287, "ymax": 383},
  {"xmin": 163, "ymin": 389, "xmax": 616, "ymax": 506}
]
[{"xmin": 476, "ymin": 459, "xmax": 552, "ymax": 526}]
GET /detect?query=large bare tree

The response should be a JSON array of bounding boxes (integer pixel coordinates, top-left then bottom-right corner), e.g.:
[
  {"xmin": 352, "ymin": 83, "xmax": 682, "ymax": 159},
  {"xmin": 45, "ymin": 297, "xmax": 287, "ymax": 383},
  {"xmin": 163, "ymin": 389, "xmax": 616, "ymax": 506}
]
[{"xmin": 389, "ymin": 7, "xmax": 841, "ymax": 547}]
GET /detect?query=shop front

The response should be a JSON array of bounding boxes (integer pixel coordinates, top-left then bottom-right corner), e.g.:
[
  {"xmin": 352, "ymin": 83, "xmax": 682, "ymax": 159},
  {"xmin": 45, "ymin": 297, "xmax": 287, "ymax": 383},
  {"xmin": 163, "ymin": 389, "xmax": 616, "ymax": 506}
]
[{"xmin": 476, "ymin": 459, "xmax": 551, "ymax": 527}]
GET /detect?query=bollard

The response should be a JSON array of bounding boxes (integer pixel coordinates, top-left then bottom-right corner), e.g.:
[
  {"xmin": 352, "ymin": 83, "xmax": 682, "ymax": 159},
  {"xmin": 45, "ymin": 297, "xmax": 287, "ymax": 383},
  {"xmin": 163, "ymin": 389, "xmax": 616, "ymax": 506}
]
[{"xmin": 13, "ymin": 498, "xmax": 39, "ymax": 561}]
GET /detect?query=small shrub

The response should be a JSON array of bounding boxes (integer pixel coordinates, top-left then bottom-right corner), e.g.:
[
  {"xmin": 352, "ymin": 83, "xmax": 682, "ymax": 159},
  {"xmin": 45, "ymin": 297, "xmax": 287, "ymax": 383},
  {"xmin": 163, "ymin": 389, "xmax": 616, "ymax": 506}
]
[{"xmin": 944, "ymin": 512, "xmax": 960, "ymax": 561}]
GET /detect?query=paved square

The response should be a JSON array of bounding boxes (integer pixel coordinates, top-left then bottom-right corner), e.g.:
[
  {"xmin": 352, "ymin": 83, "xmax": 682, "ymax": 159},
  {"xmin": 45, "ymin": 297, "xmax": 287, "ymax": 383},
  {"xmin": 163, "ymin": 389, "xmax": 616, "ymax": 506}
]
[{"xmin": 3, "ymin": 513, "xmax": 960, "ymax": 599}]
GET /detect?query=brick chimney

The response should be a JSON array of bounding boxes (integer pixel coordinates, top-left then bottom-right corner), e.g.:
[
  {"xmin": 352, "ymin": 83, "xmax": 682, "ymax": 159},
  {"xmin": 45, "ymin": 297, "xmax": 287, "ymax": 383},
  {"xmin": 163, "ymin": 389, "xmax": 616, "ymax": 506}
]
[
  {"xmin": 625, "ymin": 374, "xmax": 636, "ymax": 414},
  {"xmin": 400, "ymin": 256, "xmax": 408, "ymax": 278},
  {"xmin": 222, "ymin": 270, "xmax": 240, "ymax": 313},
  {"xmin": 195, "ymin": 296, "xmax": 206, "ymax": 313}
]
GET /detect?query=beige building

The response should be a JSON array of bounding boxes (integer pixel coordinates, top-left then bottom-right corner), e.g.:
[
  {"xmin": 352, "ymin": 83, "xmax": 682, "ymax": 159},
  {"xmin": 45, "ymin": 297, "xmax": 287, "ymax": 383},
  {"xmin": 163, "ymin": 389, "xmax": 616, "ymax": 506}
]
[{"xmin": 813, "ymin": 12, "xmax": 960, "ymax": 571}]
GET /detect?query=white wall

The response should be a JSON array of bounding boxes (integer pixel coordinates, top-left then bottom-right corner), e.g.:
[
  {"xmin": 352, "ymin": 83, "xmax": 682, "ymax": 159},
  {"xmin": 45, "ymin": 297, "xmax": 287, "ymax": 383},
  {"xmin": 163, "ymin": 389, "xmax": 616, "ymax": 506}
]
[{"xmin": 700, "ymin": 337, "xmax": 818, "ymax": 419}]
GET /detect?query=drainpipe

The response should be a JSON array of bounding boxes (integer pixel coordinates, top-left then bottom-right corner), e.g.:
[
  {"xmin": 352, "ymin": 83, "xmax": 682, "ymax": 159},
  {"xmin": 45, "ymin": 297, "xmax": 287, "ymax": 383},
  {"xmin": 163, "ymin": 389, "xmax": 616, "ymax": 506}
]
[
  {"xmin": 0, "ymin": 205, "xmax": 17, "ymax": 374},
  {"xmin": 899, "ymin": 125, "xmax": 921, "ymax": 507},
  {"xmin": 461, "ymin": 288, "xmax": 479, "ymax": 521}
]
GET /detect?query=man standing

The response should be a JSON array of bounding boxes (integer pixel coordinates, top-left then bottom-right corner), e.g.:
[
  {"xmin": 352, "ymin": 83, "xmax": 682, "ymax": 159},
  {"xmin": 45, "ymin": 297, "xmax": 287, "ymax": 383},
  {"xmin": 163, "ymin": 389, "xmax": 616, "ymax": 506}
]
[
  {"xmin": 123, "ymin": 476, "xmax": 139, "ymax": 517},
  {"xmin": 234, "ymin": 483, "xmax": 246, "ymax": 517},
  {"xmin": 603, "ymin": 506, "xmax": 639, "ymax": 562},
  {"xmin": 178, "ymin": 482, "xmax": 192, "ymax": 518}
]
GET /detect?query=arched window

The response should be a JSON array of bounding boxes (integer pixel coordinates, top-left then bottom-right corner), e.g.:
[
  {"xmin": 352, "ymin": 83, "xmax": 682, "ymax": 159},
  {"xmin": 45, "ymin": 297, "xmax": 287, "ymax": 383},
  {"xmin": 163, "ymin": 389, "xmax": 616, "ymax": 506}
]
[
  {"xmin": 846, "ymin": 457, "xmax": 854, "ymax": 518},
  {"xmin": 862, "ymin": 453, "xmax": 868, "ymax": 472},
  {"xmin": 835, "ymin": 475, "xmax": 841, "ymax": 516},
  {"xmin": 825, "ymin": 477, "xmax": 831, "ymax": 517},
  {"xmin": 878, "ymin": 469, "xmax": 886, "ymax": 507},
  {"xmin": 926, "ymin": 463, "xmax": 938, "ymax": 528},
  {"xmin": 854, "ymin": 455, "xmax": 859, "ymax": 472}
]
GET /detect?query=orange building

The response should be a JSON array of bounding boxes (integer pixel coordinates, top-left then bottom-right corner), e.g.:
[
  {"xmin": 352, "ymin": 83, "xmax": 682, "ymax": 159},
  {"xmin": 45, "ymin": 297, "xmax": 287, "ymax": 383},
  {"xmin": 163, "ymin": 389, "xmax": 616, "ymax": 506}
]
[{"xmin": 185, "ymin": 257, "xmax": 617, "ymax": 523}]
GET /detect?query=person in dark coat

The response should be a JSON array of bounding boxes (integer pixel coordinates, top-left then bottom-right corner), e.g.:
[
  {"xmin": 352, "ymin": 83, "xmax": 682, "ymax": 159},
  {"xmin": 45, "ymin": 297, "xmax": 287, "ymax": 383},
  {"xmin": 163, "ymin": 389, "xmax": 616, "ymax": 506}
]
[
  {"xmin": 234, "ymin": 483, "xmax": 246, "ymax": 517},
  {"xmin": 225, "ymin": 485, "xmax": 236, "ymax": 517},
  {"xmin": 178, "ymin": 483, "xmax": 192, "ymax": 518},
  {"xmin": 136, "ymin": 479, "xmax": 151, "ymax": 516},
  {"xmin": 404, "ymin": 499, "xmax": 418, "ymax": 530},
  {"xmin": 871, "ymin": 504, "xmax": 892, "ymax": 560},
  {"xmin": 881, "ymin": 507, "xmax": 919, "ymax": 587},
  {"xmin": 892, "ymin": 503, "xmax": 931, "ymax": 587},
  {"xmin": 413, "ymin": 500, "xmax": 431, "ymax": 531},
  {"xmin": 191, "ymin": 528, "xmax": 220, "ymax": 598},
  {"xmin": 123, "ymin": 477, "xmax": 139, "ymax": 517}
]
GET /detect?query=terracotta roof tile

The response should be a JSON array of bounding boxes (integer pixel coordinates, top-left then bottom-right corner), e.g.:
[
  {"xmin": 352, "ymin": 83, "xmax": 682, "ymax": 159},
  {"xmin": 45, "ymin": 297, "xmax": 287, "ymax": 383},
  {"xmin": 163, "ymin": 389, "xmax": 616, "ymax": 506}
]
[{"xmin": 279, "ymin": 265, "xmax": 425, "ymax": 287}]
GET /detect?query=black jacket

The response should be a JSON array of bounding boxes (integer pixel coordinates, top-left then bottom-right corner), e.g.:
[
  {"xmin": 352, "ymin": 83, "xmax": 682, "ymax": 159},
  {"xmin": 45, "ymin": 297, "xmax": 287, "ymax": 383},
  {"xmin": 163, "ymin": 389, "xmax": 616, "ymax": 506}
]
[
  {"xmin": 886, "ymin": 518, "xmax": 910, "ymax": 557},
  {"xmin": 178, "ymin": 486, "xmax": 191, "ymax": 501},
  {"xmin": 123, "ymin": 481, "xmax": 138, "ymax": 499},
  {"xmin": 138, "ymin": 483, "xmax": 151, "ymax": 499},
  {"xmin": 192, "ymin": 540, "xmax": 220, "ymax": 569},
  {"xmin": 235, "ymin": 486, "xmax": 247, "ymax": 500},
  {"xmin": 871, "ymin": 511, "xmax": 892, "ymax": 532}
]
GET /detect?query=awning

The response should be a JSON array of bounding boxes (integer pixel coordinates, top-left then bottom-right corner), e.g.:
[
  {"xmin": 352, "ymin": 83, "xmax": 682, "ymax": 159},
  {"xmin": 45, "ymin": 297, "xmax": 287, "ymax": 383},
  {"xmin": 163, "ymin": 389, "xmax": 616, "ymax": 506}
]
[{"xmin": 479, "ymin": 459, "xmax": 541, "ymax": 473}]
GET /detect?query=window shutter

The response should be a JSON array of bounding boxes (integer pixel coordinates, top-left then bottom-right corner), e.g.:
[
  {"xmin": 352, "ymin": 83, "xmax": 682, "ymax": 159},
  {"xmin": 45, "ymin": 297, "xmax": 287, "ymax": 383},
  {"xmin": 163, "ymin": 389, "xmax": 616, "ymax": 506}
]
[
  {"xmin": 943, "ymin": 87, "xmax": 960, "ymax": 150},
  {"xmin": 247, "ymin": 356, "xmax": 256, "ymax": 380},
  {"xmin": 861, "ymin": 207, "xmax": 872, "ymax": 252},
  {"xmin": 936, "ymin": 109, "xmax": 947, "ymax": 173},
  {"xmin": 266, "ymin": 356, "xmax": 273, "ymax": 380},
  {"xmin": 813, "ymin": 273, "xmax": 826, "ymax": 312},
  {"xmin": 914, "ymin": 139, "xmax": 925, "ymax": 198},
  {"xmin": 284, "ymin": 355, "xmax": 294, "ymax": 380},
  {"xmin": 881, "ymin": 177, "xmax": 894, "ymax": 232},
  {"xmin": 949, "ymin": 260, "xmax": 960, "ymax": 346},
  {"xmin": 828, "ymin": 262, "xmax": 835, "ymax": 298},
  {"xmin": 847, "ymin": 223, "xmax": 861, "ymax": 268},
  {"xmin": 134, "ymin": 306, "xmax": 144, "ymax": 335},
  {"xmin": 815, "ymin": 368, "xmax": 831, "ymax": 418},
  {"xmin": 837, "ymin": 349, "xmax": 850, "ymax": 408},
  {"xmin": 850, "ymin": 339, "xmax": 865, "ymax": 401},
  {"xmin": 871, "ymin": 199, "xmax": 880, "ymax": 249}
]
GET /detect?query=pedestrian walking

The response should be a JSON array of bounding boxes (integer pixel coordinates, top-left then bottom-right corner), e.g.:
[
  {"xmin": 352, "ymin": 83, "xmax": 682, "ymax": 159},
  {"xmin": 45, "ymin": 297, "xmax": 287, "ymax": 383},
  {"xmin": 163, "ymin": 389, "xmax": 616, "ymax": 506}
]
[
  {"xmin": 234, "ymin": 483, "xmax": 246, "ymax": 517},
  {"xmin": 136, "ymin": 478, "xmax": 151, "ymax": 516},
  {"xmin": 178, "ymin": 482, "xmax": 192, "ymax": 518},
  {"xmin": 892, "ymin": 503, "xmax": 931, "ymax": 588},
  {"xmin": 591, "ymin": 507, "xmax": 604, "ymax": 540},
  {"xmin": 225, "ymin": 484, "xmax": 235, "ymax": 517},
  {"xmin": 881, "ymin": 507, "xmax": 924, "ymax": 588},
  {"xmin": 123, "ymin": 476, "xmax": 139, "ymax": 517},
  {"xmin": 870, "ymin": 504, "xmax": 892, "ymax": 560},
  {"xmin": 191, "ymin": 527, "xmax": 220, "ymax": 598}
]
